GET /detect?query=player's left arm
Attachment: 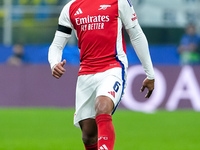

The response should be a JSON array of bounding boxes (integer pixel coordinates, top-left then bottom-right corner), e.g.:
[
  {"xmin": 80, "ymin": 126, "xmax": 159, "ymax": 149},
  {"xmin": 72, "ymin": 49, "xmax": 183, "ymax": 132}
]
[
  {"xmin": 127, "ymin": 24, "xmax": 155, "ymax": 98},
  {"xmin": 118, "ymin": 0, "xmax": 155, "ymax": 98}
]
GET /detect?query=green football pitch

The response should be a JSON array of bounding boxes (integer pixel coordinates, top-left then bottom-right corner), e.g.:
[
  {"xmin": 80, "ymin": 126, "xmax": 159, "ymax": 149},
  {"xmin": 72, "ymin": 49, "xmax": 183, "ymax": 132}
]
[{"xmin": 0, "ymin": 108, "xmax": 199, "ymax": 150}]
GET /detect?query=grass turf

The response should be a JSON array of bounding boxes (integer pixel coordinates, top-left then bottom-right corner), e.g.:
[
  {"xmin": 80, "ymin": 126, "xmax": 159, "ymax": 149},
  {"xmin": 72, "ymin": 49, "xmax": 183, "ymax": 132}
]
[{"xmin": 0, "ymin": 108, "xmax": 199, "ymax": 150}]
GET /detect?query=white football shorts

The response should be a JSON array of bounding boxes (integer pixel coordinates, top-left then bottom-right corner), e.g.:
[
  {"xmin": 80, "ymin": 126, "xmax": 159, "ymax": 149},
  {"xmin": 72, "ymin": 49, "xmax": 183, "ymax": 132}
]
[{"xmin": 74, "ymin": 67, "xmax": 127, "ymax": 127}]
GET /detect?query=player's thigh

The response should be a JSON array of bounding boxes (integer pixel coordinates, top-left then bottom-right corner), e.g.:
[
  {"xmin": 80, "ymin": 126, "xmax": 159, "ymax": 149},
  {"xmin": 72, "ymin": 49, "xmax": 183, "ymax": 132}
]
[
  {"xmin": 74, "ymin": 74, "xmax": 96, "ymax": 127},
  {"xmin": 95, "ymin": 95, "xmax": 114, "ymax": 116},
  {"xmin": 96, "ymin": 67, "xmax": 126, "ymax": 109},
  {"xmin": 76, "ymin": 74, "xmax": 95, "ymax": 105}
]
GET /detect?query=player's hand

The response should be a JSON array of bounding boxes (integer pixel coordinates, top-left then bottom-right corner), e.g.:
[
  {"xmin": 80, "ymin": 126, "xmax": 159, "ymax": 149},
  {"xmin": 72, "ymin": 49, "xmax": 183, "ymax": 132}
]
[
  {"xmin": 140, "ymin": 78, "xmax": 155, "ymax": 98},
  {"xmin": 52, "ymin": 59, "xmax": 66, "ymax": 79}
]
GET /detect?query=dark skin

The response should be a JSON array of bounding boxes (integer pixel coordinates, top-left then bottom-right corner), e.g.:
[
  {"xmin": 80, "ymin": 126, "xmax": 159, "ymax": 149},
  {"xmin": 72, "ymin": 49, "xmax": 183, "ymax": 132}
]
[{"xmin": 52, "ymin": 59, "xmax": 155, "ymax": 146}]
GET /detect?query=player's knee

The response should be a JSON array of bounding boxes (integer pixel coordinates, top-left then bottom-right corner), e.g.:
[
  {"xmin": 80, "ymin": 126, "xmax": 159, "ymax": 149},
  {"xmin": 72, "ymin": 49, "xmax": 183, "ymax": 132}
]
[
  {"xmin": 82, "ymin": 132, "xmax": 97, "ymax": 145},
  {"xmin": 95, "ymin": 96, "xmax": 114, "ymax": 116},
  {"xmin": 79, "ymin": 119, "xmax": 98, "ymax": 145}
]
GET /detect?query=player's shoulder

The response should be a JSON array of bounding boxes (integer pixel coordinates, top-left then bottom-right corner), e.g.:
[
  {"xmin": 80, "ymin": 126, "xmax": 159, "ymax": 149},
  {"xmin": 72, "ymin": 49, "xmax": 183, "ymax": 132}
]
[
  {"xmin": 118, "ymin": 0, "xmax": 132, "ymax": 4},
  {"xmin": 118, "ymin": 0, "xmax": 134, "ymax": 10},
  {"xmin": 59, "ymin": 0, "xmax": 76, "ymax": 17}
]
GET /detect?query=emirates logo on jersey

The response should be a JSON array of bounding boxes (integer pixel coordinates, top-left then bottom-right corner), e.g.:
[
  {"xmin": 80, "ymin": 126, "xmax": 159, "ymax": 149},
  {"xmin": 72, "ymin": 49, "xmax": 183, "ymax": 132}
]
[
  {"xmin": 75, "ymin": 15, "xmax": 109, "ymax": 25},
  {"xmin": 75, "ymin": 15, "xmax": 110, "ymax": 31}
]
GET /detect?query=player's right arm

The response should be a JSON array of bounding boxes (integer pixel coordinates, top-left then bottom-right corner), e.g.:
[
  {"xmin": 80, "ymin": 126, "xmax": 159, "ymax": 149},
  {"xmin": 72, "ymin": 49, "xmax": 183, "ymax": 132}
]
[{"xmin": 48, "ymin": 2, "xmax": 73, "ymax": 79}]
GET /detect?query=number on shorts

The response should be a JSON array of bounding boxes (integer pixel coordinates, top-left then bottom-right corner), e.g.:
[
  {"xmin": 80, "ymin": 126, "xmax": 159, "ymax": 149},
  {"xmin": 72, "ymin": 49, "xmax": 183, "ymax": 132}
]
[{"xmin": 113, "ymin": 81, "xmax": 121, "ymax": 92}]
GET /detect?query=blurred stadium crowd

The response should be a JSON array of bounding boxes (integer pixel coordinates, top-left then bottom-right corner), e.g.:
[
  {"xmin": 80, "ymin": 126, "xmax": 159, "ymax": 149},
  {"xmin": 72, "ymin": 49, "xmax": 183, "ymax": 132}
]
[{"xmin": 0, "ymin": 0, "xmax": 200, "ymax": 65}]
